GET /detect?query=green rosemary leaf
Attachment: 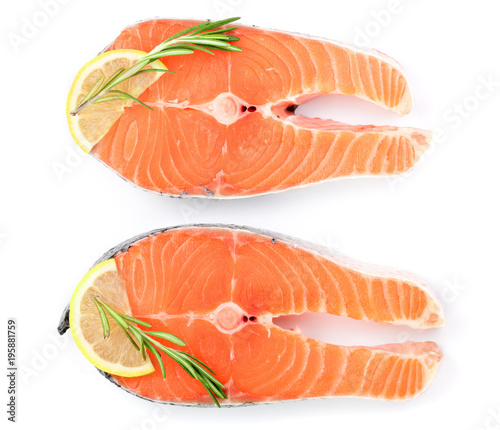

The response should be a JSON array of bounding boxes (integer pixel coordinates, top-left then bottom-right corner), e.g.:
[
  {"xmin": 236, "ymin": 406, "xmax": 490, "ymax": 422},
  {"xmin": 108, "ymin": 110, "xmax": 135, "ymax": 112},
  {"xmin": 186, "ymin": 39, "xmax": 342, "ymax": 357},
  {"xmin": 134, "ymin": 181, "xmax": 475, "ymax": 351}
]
[
  {"xmin": 185, "ymin": 38, "xmax": 234, "ymax": 48},
  {"xmin": 127, "ymin": 325, "xmax": 144, "ymax": 345},
  {"xmin": 141, "ymin": 342, "xmax": 146, "ymax": 360},
  {"xmin": 150, "ymin": 343, "xmax": 197, "ymax": 379},
  {"xmin": 203, "ymin": 383, "xmax": 221, "ymax": 408},
  {"xmin": 121, "ymin": 314, "xmax": 153, "ymax": 328},
  {"xmin": 187, "ymin": 34, "xmax": 230, "ymax": 41},
  {"xmin": 92, "ymin": 297, "xmax": 110, "ymax": 338},
  {"xmin": 157, "ymin": 43, "xmax": 215, "ymax": 55},
  {"xmin": 107, "ymin": 90, "xmax": 153, "ymax": 110},
  {"xmin": 159, "ymin": 346, "xmax": 198, "ymax": 380},
  {"xmin": 127, "ymin": 326, "xmax": 148, "ymax": 360},
  {"xmin": 100, "ymin": 67, "xmax": 126, "ymax": 92},
  {"xmin": 198, "ymin": 34, "xmax": 239, "ymax": 42},
  {"xmin": 92, "ymin": 96, "xmax": 129, "ymax": 104},
  {"xmin": 183, "ymin": 357, "xmax": 224, "ymax": 389},
  {"xmin": 197, "ymin": 372, "xmax": 222, "ymax": 396},
  {"xmin": 181, "ymin": 351, "xmax": 216, "ymax": 374},
  {"xmin": 189, "ymin": 17, "xmax": 241, "ymax": 36},
  {"xmin": 145, "ymin": 49, "xmax": 195, "ymax": 60},
  {"xmin": 133, "ymin": 68, "xmax": 176, "ymax": 76},
  {"xmin": 144, "ymin": 339, "xmax": 165, "ymax": 378},
  {"xmin": 108, "ymin": 60, "xmax": 149, "ymax": 88},
  {"xmin": 203, "ymin": 374, "xmax": 227, "ymax": 399},
  {"xmin": 145, "ymin": 331, "xmax": 186, "ymax": 346},
  {"xmin": 122, "ymin": 327, "xmax": 140, "ymax": 350},
  {"xmin": 128, "ymin": 327, "xmax": 147, "ymax": 361},
  {"xmin": 203, "ymin": 26, "xmax": 238, "ymax": 35},
  {"xmin": 97, "ymin": 300, "xmax": 128, "ymax": 327},
  {"xmin": 222, "ymin": 45, "xmax": 242, "ymax": 52},
  {"xmin": 96, "ymin": 300, "xmax": 140, "ymax": 350},
  {"xmin": 80, "ymin": 76, "xmax": 104, "ymax": 105}
]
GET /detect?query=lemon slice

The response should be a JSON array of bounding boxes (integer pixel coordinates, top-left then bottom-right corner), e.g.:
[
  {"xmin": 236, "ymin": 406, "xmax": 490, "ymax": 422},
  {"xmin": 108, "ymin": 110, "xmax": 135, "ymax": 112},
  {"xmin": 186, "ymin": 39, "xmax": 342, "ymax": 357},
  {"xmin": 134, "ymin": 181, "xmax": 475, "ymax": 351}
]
[
  {"xmin": 66, "ymin": 49, "xmax": 167, "ymax": 153},
  {"xmin": 69, "ymin": 259, "xmax": 155, "ymax": 377}
]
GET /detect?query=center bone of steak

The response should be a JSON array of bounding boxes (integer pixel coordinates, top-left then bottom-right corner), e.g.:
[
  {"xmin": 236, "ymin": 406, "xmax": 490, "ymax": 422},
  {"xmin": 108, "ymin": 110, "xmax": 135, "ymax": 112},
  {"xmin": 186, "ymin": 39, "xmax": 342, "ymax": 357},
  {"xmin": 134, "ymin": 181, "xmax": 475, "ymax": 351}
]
[
  {"xmin": 209, "ymin": 93, "xmax": 245, "ymax": 125},
  {"xmin": 212, "ymin": 302, "xmax": 247, "ymax": 334}
]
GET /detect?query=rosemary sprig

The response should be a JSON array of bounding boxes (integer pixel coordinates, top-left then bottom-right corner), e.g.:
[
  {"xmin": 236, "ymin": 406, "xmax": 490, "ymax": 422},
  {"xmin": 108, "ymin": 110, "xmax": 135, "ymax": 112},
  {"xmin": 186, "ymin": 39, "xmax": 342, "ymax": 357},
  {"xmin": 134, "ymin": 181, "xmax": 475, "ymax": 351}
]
[
  {"xmin": 93, "ymin": 296, "xmax": 227, "ymax": 407},
  {"xmin": 71, "ymin": 17, "xmax": 241, "ymax": 116}
]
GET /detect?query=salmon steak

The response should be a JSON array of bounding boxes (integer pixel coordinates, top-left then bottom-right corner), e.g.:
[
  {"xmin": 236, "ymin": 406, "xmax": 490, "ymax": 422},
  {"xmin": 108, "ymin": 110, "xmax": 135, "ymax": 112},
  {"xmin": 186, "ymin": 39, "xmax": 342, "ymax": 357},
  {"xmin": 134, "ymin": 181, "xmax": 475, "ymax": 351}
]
[
  {"xmin": 59, "ymin": 225, "xmax": 444, "ymax": 405},
  {"xmin": 83, "ymin": 19, "xmax": 432, "ymax": 197}
]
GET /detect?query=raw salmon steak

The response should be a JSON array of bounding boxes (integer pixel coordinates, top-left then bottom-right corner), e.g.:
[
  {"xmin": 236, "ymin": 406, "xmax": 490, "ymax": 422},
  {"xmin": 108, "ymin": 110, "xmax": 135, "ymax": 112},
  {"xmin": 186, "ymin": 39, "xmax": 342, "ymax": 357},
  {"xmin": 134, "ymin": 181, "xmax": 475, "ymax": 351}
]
[
  {"xmin": 59, "ymin": 225, "xmax": 444, "ymax": 405},
  {"xmin": 86, "ymin": 19, "xmax": 432, "ymax": 197}
]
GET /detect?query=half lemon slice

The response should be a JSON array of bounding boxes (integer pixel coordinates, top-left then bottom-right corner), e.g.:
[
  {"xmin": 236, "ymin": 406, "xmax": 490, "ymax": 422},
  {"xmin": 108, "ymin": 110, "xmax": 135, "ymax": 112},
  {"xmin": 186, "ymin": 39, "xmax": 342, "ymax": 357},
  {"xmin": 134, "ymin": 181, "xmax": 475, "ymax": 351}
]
[
  {"xmin": 66, "ymin": 49, "xmax": 166, "ymax": 153},
  {"xmin": 69, "ymin": 259, "xmax": 155, "ymax": 377}
]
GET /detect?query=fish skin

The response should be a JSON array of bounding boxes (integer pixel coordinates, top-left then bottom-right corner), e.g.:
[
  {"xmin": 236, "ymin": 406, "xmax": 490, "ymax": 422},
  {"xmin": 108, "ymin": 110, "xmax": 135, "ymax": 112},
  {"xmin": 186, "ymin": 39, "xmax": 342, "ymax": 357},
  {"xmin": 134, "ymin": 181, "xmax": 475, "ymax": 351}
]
[
  {"xmin": 59, "ymin": 224, "xmax": 444, "ymax": 406},
  {"xmin": 82, "ymin": 19, "xmax": 432, "ymax": 198}
]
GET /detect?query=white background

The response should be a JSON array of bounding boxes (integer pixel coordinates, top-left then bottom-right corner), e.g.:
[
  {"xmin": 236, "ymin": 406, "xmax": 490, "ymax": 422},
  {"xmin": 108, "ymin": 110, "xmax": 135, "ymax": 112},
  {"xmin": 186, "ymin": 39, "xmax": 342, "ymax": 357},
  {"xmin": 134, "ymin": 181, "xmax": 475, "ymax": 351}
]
[{"xmin": 1, "ymin": 0, "xmax": 499, "ymax": 429}]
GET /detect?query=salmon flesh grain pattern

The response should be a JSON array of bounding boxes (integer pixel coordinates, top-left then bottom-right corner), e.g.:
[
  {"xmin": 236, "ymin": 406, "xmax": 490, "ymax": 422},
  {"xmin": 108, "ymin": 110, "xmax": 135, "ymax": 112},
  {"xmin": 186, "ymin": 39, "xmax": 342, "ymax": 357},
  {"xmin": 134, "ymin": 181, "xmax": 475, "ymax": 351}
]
[
  {"xmin": 86, "ymin": 19, "xmax": 432, "ymax": 198},
  {"xmin": 59, "ymin": 225, "xmax": 444, "ymax": 406}
]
